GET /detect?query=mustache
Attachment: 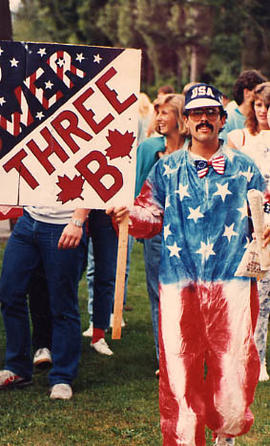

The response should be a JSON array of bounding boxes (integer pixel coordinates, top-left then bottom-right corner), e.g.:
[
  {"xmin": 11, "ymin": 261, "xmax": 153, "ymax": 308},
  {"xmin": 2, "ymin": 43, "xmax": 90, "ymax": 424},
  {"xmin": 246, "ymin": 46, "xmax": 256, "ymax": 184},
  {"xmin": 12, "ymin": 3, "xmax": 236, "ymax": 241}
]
[{"xmin": 196, "ymin": 122, "xmax": 214, "ymax": 131}]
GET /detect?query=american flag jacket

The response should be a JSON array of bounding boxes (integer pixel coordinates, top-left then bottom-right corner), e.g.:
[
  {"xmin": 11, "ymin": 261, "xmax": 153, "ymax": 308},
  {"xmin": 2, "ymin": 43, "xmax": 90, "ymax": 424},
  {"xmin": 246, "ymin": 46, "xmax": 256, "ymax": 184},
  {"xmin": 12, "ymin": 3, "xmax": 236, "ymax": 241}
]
[{"xmin": 128, "ymin": 144, "xmax": 266, "ymax": 284}]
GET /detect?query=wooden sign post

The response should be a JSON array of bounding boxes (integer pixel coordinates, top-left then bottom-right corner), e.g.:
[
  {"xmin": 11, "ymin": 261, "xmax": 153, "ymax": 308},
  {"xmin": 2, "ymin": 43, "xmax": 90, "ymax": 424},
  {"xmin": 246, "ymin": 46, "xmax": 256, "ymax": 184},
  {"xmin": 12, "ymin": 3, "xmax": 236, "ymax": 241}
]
[{"xmin": 112, "ymin": 213, "xmax": 129, "ymax": 339}]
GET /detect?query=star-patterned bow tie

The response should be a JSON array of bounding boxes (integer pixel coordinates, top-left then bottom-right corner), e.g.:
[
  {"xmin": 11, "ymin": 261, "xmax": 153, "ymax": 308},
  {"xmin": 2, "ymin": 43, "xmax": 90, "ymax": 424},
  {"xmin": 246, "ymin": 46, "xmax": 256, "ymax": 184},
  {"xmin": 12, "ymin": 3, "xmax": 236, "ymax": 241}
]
[{"xmin": 194, "ymin": 155, "xmax": 225, "ymax": 178}]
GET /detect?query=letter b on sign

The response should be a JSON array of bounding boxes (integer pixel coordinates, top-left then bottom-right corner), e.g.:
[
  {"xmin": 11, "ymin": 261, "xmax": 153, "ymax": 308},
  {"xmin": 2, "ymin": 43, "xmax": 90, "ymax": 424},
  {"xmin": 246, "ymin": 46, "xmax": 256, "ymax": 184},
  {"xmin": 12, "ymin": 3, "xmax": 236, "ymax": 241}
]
[{"xmin": 76, "ymin": 151, "xmax": 123, "ymax": 202}]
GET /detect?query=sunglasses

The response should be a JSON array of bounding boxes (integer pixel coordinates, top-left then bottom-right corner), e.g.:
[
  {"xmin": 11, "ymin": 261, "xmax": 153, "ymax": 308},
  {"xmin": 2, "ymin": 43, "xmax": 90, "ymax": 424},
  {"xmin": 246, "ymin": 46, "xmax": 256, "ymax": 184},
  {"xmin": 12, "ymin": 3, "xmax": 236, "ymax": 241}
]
[{"xmin": 188, "ymin": 108, "xmax": 220, "ymax": 121}]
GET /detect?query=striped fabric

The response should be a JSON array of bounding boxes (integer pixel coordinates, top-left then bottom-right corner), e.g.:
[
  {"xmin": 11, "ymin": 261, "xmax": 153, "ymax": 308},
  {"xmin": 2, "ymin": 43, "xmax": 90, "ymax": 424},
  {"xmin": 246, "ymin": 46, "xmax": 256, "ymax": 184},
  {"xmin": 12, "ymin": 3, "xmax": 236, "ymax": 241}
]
[
  {"xmin": 195, "ymin": 155, "xmax": 225, "ymax": 178},
  {"xmin": 127, "ymin": 146, "xmax": 266, "ymax": 445}
]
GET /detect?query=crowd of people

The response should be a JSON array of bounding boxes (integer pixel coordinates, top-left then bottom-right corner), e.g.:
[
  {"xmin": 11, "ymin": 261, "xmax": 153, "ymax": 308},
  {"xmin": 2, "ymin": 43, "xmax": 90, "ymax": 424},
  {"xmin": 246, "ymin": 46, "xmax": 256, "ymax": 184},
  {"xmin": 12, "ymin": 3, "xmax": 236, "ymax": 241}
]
[{"xmin": 0, "ymin": 69, "xmax": 270, "ymax": 446}]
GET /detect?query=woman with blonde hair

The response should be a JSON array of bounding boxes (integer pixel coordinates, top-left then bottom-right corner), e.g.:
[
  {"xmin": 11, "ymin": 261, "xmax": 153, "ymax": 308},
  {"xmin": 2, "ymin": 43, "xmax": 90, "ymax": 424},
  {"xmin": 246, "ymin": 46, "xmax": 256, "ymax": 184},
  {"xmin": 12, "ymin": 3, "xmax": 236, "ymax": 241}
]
[
  {"xmin": 227, "ymin": 81, "xmax": 270, "ymax": 381},
  {"xmin": 135, "ymin": 94, "xmax": 189, "ymax": 374},
  {"xmin": 136, "ymin": 94, "xmax": 188, "ymax": 193}
]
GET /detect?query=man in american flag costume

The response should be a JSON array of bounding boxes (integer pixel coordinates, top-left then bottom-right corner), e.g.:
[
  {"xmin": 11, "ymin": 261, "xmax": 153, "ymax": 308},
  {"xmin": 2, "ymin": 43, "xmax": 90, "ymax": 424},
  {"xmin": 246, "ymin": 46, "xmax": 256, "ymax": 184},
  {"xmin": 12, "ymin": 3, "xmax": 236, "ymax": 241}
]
[{"xmin": 107, "ymin": 84, "xmax": 270, "ymax": 446}]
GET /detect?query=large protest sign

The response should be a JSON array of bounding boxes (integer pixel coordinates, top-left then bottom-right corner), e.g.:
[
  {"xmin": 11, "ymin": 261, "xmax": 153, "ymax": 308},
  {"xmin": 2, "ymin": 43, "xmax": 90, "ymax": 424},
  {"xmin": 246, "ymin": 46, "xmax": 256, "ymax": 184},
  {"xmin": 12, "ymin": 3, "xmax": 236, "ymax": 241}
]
[{"xmin": 0, "ymin": 41, "xmax": 141, "ymax": 209}]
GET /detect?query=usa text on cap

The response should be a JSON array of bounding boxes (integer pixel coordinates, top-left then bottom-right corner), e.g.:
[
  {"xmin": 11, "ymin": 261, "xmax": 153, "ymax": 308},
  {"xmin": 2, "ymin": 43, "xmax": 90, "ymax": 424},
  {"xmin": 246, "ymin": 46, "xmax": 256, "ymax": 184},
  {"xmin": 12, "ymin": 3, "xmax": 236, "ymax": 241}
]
[{"xmin": 185, "ymin": 83, "xmax": 223, "ymax": 110}]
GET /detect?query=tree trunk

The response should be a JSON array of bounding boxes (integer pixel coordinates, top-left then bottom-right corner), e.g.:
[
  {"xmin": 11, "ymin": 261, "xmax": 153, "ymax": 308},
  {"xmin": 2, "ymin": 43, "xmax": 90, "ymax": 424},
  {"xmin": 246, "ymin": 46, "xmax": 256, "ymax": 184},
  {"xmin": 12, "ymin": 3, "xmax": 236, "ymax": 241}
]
[
  {"xmin": 190, "ymin": 45, "xmax": 198, "ymax": 82},
  {"xmin": 0, "ymin": 0, "xmax": 13, "ymax": 40}
]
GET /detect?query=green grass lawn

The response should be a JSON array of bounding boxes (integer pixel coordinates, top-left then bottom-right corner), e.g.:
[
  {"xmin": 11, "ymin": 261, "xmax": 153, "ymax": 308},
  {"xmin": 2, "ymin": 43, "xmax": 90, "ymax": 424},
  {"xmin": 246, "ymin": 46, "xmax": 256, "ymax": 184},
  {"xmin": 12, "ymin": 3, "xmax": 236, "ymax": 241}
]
[{"xmin": 0, "ymin": 241, "xmax": 269, "ymax": 445}]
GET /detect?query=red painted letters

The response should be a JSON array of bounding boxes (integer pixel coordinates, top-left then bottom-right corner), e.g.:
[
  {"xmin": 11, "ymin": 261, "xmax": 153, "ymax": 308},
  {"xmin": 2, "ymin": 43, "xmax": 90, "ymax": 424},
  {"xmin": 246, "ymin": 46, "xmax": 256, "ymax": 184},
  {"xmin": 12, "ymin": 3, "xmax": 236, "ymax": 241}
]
[
  {"xmin": 27, "ymin": 127, "xmax": 69, "ymax": 175},
  {"xmin": 73, "ymin": 87, "xmax": 114, "ymax": 134},
  {"xmin": 96, "ymin": 67, "xmax": 137, "ymax": 114},
  {"xmin": 76, "ymin": 150, "xmax": 123, "ymax": 202},
  {"xmin": 51, "ymin": 110, "xmax": 92, "ymax": 154},
  {"xmin": 3, "ymin": 149, "xmax": 39, "ymax": 189}
]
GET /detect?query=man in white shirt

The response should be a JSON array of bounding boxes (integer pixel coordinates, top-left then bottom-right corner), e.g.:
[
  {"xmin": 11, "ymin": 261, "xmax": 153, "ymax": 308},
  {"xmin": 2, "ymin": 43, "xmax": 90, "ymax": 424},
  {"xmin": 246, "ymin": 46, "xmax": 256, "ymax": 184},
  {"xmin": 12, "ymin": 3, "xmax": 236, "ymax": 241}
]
[{"xmin": 0, "ymin": 205, "xmax": 89, "ymax": 400}]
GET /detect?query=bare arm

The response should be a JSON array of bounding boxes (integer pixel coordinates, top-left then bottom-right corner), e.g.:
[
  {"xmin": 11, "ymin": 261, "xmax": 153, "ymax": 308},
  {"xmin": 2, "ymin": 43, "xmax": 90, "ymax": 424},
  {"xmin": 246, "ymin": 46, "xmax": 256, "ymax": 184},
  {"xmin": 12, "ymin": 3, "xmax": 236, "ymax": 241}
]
[
  {"xmin": 227, "ymin": 136, "xmax": 238, "ymax": 150},
  {"xmin": 58, "ymin": 208, "xmax": 90, "ymax": 249}
]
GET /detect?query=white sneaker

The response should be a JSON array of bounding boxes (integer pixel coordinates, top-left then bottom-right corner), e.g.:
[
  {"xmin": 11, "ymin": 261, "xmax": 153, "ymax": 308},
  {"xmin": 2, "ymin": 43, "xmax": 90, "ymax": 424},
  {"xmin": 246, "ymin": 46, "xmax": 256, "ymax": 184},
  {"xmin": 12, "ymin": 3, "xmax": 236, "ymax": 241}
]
[
  {"xmin": 0, "ymin": 370, "xmax": 16, "ymax": 387},
  {"xmin": 82, "ymin": 324, "xmax": 93, "ymax": 337},
  {"xmin": 0, "ymin": 369, "xmax": 32, "ymax": 389},
  {"xmin": 90, "ymin": 338, "xmax": 113, "ymax": 356},
  {"xmin": 215, "ymin": 436, "xmax": 235, "ymax": 445},
  {"xmin": 33, "ymin": 348, "xmax": 52, "ymax": 367},
  {"xmin": 50, "ymin": 383, "xmax": 72, "ymax": 400},
  {"xmin": 109, "ymin": 314, "xmax": 126, "ymax": 328},
  {"xmin": 259, "ymin": 359, "xmax": 269, "ymax": 382}
]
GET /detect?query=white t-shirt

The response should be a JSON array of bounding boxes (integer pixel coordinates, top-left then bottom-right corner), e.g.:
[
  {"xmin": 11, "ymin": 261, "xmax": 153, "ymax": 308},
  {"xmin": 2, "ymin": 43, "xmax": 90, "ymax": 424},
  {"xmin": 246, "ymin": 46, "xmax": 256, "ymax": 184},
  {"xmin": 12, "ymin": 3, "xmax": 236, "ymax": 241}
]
[
  {"xmin": 228, "ymin": 128, "xmax": 270, "ymax": 182},
  {"xmin": 228, "ymin": 127, "xmax": 270, "ymax": 224},
  {"xmin": 25, "ymin": 205, "xmax": 75, "ymax": 224}
]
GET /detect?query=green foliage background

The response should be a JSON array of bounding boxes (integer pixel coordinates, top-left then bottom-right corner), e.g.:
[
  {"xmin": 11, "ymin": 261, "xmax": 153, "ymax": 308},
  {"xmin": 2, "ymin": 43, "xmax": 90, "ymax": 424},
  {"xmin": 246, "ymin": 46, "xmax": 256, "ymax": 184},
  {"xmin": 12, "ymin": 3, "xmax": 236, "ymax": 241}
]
[{"xmin": 12, "ymin": 0, "xmax": 270, "ymax": 98}]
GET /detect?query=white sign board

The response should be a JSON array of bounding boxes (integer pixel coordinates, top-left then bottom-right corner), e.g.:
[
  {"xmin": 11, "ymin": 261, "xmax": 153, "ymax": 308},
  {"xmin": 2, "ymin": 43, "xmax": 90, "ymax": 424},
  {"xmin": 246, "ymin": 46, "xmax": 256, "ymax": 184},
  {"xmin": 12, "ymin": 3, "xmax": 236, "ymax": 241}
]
[{"xmin": 0, "ymin": 41, "xmax": 141, "ymax": 209}]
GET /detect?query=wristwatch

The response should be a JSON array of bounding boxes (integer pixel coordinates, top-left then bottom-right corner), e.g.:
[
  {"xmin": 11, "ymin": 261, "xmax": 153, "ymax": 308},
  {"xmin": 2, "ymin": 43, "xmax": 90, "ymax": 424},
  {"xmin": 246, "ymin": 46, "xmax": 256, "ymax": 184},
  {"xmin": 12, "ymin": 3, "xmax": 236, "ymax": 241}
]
[{"xmin": 71, "ymin": 219, "xmax": 84, "ymax": 227}]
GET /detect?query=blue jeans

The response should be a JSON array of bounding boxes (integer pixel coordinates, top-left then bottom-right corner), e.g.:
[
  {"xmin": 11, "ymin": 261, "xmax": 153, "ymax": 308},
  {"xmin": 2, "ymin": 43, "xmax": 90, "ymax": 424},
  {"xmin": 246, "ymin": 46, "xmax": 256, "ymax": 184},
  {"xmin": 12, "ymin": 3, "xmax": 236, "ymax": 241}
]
[
  {"xmin": 28, "ymin": 263, "xmax": 52, "ymax": 351},
  {"xmin": 143, "ymin": 232, "xmax": 162, "ymax": 363},
  {"xmin": 89, "ymin": 210, "xmax": 118, "ymax": 330},
  {"xmin": 87, "ymin": 211, "xmax": 132, "ymax": 330},
  {"xmin": 0, "ymin": 211, "xmax": 86, "ymax": 386}
]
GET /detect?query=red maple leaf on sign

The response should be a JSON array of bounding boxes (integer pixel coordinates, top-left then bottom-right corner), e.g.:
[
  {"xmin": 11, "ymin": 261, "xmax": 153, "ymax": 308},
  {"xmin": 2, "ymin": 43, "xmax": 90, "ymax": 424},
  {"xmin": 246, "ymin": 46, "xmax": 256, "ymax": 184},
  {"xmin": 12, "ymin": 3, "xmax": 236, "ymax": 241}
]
[
  {"xmin": 105, "ymin": 129, "xmax": 135, "ymax": 160},
  {"xmin": 56, "ymin": 174, "xmax": 85, "ymax": 204}
]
